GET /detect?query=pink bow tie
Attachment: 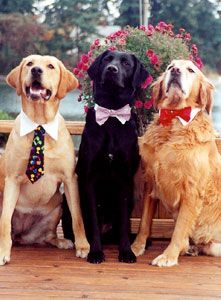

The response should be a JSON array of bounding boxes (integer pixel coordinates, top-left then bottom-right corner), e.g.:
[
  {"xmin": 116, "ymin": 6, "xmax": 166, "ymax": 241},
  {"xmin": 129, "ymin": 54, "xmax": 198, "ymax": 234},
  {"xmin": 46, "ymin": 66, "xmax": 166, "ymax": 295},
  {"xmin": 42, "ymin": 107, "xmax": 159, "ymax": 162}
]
[{"xmin": 94, "ymin": 104, "xmax": 131, "ymax": 126}]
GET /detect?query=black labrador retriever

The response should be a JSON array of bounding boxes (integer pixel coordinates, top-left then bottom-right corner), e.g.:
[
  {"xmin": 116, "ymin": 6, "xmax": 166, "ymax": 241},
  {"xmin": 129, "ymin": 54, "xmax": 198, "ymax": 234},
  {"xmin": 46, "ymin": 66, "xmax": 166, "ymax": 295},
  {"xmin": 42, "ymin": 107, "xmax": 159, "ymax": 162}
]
[{"xmin": 63, "ymin": 50, "xmax": 149, "ymax": 263}]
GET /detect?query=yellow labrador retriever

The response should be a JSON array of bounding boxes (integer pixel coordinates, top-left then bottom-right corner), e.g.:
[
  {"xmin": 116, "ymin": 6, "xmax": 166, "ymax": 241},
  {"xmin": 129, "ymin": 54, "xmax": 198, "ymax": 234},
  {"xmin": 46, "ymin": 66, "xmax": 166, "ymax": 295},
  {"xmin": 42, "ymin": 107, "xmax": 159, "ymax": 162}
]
[
  {"xmin": 0, "ymin": 55, "xmax": 89, "ymax": 265},
  {"xmin": 132, "ymin": 60, "xmax": 221, "ymax": 267}
]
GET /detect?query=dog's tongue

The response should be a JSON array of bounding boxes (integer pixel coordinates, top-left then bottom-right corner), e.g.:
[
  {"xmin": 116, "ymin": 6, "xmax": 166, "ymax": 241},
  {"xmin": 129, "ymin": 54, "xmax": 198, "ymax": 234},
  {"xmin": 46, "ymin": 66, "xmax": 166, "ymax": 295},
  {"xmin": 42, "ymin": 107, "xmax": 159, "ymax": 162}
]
[{"xmin": 30, "ymin": 87, "xmax": 47, "ymax": 98}]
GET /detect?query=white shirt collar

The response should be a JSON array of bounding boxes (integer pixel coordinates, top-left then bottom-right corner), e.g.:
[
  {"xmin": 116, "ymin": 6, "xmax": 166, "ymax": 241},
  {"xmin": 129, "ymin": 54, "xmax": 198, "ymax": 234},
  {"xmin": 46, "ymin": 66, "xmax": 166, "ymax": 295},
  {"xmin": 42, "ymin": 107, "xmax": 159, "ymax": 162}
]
[
  {"xmin": 20, "ymin": 110, "xmax": 60, "ymax": 140},
  {"xmin": 177, "ymin": 108, "xmax": 201, "ymax": 126}
]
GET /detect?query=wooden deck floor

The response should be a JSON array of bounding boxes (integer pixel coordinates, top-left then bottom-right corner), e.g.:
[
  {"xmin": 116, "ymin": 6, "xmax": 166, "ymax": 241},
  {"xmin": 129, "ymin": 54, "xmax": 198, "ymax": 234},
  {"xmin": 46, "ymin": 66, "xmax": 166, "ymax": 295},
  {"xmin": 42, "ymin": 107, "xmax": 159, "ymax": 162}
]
[{"xmin": 1, "ymin": 240, "xmax": 221, "ymax": 300}]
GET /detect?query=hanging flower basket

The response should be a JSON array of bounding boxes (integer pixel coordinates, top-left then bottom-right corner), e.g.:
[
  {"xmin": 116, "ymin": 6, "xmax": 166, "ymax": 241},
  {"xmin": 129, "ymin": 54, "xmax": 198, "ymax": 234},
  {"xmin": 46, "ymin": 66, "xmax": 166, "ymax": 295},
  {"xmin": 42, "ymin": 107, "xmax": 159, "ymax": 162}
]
[{"xmin": 73, "ymin": 22, "xmax": 203, "ymax": 135}]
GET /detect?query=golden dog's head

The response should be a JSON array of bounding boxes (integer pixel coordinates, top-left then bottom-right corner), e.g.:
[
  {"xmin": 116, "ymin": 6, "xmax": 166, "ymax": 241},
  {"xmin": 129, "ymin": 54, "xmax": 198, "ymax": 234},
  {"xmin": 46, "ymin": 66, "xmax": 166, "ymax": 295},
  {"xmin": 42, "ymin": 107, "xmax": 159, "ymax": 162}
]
[
  {"xmin": 6, "ymin": 54, "xmax": 78, "ymax": 102},
  {"xmin": 152, "ymin": 60, "xmax": 214, "ymax": 113}
]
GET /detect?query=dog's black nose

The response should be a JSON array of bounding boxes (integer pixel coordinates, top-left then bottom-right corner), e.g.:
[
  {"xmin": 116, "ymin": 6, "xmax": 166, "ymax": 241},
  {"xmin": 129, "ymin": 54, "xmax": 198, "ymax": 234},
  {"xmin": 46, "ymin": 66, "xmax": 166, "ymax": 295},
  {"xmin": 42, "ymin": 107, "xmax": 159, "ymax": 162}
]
[
  {"xmin": 171, "ymin": 67, "xmax": 181, "ymax": 76},
  {"xmin": 107, "ymin": 65, "xmax": 118, "ymax": 73},
  {"xmin": 31, "ymin": 67, "xmax": 43, "ymax": 77}
]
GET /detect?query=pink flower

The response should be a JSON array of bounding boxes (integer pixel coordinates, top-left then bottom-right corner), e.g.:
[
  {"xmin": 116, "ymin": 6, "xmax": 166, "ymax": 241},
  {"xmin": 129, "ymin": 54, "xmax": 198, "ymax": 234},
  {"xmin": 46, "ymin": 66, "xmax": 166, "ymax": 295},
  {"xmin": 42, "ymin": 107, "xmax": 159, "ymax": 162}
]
[
  {"xmin": 81, "ymin": 54, "xmax": 89, "ymax": 64},
  {"xmin": 118, "ymin": 38, "xmax": 126, "ymax": 45},
  {"xmin": 145, "ymin": 30, "xmax": 153, "ymax": 36},
  {"xmin": 194, "ymin": 57, "xmax": 203, "ymax": 69},
  {"xmin": 141, "ymin": 74, "xmax": 153, "ymax": 89},
  {"xmin": 191, "ymin": 44, "xmax": 198, "ymax": 55},
  {"xmin": 144, "ymin": 98, "xmax": 154, "ymax": 109},
  {"xmin": 184, "ymin": 33, "xmax": 191, "ymax": 41},
  {"xmin": 77, "ymin": 62, "xmax": 84, "ymax": 70},
  {"xmin": 134, "ymin": 100, "xmax": 143, "ymax": 109},
  {"xmin": 90, "ymin": 44, "xmax": 96, "ymax": 50},
  {"xmin": 81, "ymin": 64, "xmax": 88, "ymax": 71},
  {"xmin": 108, "ymin": 46, "xmax": 117, "ymax": 51},
  {"xmin": 94, "ymin": 38, "xmax": 100, "ymax": 46},
  {"xmin": 148, "ymin": 24, "xmax": 155, "ymax": 31},
  {"xmin": 146, "ymin": 49, "xmax": 159, "ymax": 65},
  {"xmin": 146, "ymin": 49, "xmax": 154, "ymax": 58},
  {"xmin": 150, "ymin": 54, "xmax": 159, "ymax": 65},
  {"xmin": 77, "ymin": 72, "xmax": 84, "ymax": 79},
  {"xmin": 179, "ymin": 28, "xmax": 185, "ymax": 33},
  {"xmin": 175, "ymin": 34, "xmax": 182, "ymax": 39},
  {"xmin": 84, "ymin": 105, "xmax": 89, "ymax": 113},
  {"xmin": 73, "ymin": 68, "xmax": 79, "ymax": 75},
  {"xmin": 139, "ymin": 25, "xmax": 147, "ymax": 31},
  {"xmin": 88, "ymin": 50, "xmax": 93, "ymax": 57}
]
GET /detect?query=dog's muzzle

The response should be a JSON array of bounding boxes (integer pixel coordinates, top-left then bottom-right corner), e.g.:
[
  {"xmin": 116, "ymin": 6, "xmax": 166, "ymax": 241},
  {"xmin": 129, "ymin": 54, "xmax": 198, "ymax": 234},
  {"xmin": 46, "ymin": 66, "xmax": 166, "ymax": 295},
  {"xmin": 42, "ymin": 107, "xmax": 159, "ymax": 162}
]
[
  {"xmin": 166, "ymin": 68, "xmax": 184, "ymax": 94},
  {"xmin": 25, "ymin": 67, "xmax": 52, "ymax": 101}
]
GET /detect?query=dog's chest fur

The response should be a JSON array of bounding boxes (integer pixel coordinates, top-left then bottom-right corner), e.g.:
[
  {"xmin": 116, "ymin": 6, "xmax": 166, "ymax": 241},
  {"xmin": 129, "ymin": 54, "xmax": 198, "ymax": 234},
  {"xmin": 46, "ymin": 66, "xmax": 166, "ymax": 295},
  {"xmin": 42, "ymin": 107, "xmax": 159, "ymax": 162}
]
[
  {"xmin": 141, "ymin": 114, "xmax": 215, "ymax": 212},
  {"xmin": 77, "ymin": 109, "xmax": 139, "ymax": 177},
  {"xmin": 3, "ymin": 117, "xmax": 75, "ymax": 211}
]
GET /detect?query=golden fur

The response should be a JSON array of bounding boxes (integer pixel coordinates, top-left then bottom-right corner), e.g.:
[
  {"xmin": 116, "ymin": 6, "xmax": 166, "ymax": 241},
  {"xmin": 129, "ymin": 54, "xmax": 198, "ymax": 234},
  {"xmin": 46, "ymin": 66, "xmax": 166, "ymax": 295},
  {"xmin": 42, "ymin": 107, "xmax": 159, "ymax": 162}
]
[
  {"xmin": 132, "ymin": 60, "xmax": 221, "ymax": 267},
  {"xmin": 0, "ymin": 55, "xmax": 89, "ymax": 265}
]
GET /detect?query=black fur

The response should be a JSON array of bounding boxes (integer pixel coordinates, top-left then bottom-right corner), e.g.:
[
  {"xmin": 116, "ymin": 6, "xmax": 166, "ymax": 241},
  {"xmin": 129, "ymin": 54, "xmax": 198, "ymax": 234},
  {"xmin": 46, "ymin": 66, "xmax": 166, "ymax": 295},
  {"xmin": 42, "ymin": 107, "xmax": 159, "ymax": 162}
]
[{"xmin": 62, "ymin": 50, "xmax": 148, "ymax": 263}]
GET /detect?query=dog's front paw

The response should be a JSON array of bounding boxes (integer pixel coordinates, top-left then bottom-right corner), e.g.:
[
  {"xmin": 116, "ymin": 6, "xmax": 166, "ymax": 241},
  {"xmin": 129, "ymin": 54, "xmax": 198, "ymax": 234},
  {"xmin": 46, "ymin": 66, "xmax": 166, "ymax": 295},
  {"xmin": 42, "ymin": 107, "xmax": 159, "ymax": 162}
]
[
  {"xmin": 131, "ymin": 241, "xmax": 146, "ymax": 257},
  {"xmin": 118, "ymin": 249, "xmax": 137, "ymax": 263},
  {"xmin": 57, "ymin": 238, "xmax": 74, "ymax": 249},
  {"xmin": 0, "ymin": 242, "xmax": 11, "ymax": 266},
  {"xmin": 75, "ymin": 240, "xmax": 90, "ymax": 259},
  {"xmin": 151, "ymin": 253, "xmax": 178, "ymax": 267},
  {"xmin": 87, "ymin": 251, "xmax": 105, "ymax": 264}
]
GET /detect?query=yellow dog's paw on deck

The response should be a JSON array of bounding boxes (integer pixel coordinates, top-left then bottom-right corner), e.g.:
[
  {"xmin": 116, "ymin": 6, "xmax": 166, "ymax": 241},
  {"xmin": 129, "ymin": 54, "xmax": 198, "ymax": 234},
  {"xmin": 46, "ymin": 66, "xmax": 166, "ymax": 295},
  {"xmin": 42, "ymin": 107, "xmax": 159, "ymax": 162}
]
[
  {"xmin": 151, "ymin": 253, "xmax": 178, "ymax": 267},
  {"xmin": 75, "ymin": 241, "xmax": 90, "ymax": 259},
  {"xmin": 0, "ymin": 244, "xmax": 11, "ymax": 266},
  {"xmin": 131, "ymin": 241, "xmax": 146, "ymax": 257}
]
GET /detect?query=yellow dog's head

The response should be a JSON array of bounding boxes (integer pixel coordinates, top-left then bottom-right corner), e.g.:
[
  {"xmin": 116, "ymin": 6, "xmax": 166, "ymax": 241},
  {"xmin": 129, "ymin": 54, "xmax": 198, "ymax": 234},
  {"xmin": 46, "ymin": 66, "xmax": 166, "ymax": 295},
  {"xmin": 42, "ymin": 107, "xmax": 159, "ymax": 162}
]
[
  {"xmin": 6, "ymin": 54, "xmax": 78, "ymax": 102},
  {"xmin": 152, "ymin": 60, "xmax": 214, "ymax": 114}
]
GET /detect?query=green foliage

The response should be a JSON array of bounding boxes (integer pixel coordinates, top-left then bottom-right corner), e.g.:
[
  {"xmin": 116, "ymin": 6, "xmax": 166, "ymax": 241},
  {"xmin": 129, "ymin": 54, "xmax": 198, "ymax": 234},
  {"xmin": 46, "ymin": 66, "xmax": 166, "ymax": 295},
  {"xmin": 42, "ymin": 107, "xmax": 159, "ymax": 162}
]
[
  {"xmin": 0, "ymin": 0, "xmax": 37, "ymax": 14},
  {"xmin": 115, "ymin": 0, "xmax": 139, "ymax": 27},
  {"xmin": 115, "ymin": 0, "xmax": 221, "ymax": 72},
  {"xmin": 0, "ymin": 110, "xmax": 12, "ymax": 120},
  {"xmin": 43, "ymin": 0, "xmax": 103, "ymax": 66},
  {"xmin": 150, "ymin": 0, "xmax": 221, "ymax": 71},
  {"xmin": 74, "ymin": 24, "xmax": 199, "ymax": 134}
]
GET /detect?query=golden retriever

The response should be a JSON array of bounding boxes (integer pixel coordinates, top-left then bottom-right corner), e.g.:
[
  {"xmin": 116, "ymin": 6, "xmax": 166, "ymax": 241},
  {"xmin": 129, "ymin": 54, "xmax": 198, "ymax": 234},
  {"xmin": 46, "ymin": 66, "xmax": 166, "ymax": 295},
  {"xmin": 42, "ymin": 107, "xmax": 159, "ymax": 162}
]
[
  {"xmin": 132, "ymin": 59, "xmax": 221, "ymax": 267},
  {"xmin": 0, "ymin": 55, "xmax": 89, "ymax": 265}
]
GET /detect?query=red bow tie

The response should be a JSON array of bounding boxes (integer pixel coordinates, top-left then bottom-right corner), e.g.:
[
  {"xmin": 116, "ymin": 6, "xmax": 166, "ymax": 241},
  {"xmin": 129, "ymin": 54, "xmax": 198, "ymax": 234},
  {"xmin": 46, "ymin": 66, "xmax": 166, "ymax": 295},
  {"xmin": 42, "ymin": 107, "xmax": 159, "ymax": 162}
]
[{"xmin": 159, "ymin": 107, "xmax": 192, "ymax": 126}]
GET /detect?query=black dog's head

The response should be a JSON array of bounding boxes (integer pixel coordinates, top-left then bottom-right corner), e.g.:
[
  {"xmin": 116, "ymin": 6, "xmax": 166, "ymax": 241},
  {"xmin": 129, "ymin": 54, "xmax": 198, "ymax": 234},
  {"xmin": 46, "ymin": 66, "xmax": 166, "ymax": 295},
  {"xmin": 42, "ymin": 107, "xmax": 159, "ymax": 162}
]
[{"xmin": 88, "ymin": 50, "xmax": 149, "ymax": 109}]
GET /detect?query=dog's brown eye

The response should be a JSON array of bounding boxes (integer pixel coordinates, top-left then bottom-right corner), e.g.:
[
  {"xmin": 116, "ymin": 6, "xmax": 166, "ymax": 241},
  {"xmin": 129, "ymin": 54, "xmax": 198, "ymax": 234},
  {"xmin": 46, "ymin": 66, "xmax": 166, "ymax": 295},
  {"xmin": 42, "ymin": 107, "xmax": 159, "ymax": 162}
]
[
  {"xmin": 121, "ymin": 58, "xmax": 130, "ymax": 66},
  {"xmin": 167, "ymin": 65, "xmax": 173, "ymax": 70},
  {"xmin": 27, "ymin": 62, "xmax": 33, "ymax": 67},
  {"xmin": 48, "ymin": 64, "xmax": 55, "ymax": 69},
  {"xmin": 187, "ymin": 67, "xmax": 195, "ymax": 73},
  {"xmin": 104, "ymin": 56, "xmax": 113, "ymax": 62}
]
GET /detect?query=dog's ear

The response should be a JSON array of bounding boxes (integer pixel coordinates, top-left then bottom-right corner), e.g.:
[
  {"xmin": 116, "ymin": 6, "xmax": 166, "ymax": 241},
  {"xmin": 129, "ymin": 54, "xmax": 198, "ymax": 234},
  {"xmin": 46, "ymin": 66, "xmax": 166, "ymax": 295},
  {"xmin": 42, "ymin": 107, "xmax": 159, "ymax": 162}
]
[
  {"xmin": 6, "ymin": 63, "xmax": 23, "ymax": 96},
  {"xmin": 152, "ymin": 74, "xmax": 164, "ymax": 110},
  {"xmin": 87, "ymin": 50, "xmax": 110, "ymax": 80},
  {"xmin": 198, "ymin": 78, "xmax": 214, "ymax": 114},
  {"xmin": 132, "ymin": 55, "xmax": 149, "ymax": 90},
  {"xmin": 57, "ymin": 61, "xmax": 79, "ymax": 99}
]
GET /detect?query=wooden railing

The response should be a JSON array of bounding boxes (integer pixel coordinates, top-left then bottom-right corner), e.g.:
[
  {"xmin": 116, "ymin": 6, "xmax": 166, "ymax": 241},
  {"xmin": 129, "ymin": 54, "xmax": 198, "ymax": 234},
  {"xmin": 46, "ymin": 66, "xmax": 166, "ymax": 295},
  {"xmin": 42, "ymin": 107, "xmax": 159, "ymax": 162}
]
[
  {"xmin": 0, "ymin": 119, "xmax": 221, "ymax": 238},
  {"xmin": 0, "ymin": 120, "xmax": 85, "ymax": 135}
]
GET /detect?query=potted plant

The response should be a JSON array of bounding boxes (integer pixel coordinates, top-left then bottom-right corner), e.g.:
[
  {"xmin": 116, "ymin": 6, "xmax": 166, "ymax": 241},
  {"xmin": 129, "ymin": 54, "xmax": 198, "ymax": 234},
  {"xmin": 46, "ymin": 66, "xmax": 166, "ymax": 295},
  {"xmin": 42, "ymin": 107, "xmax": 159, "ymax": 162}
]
[{"xmin": 73, "ymin": 22, "xmax": 202, "ymax": 135}]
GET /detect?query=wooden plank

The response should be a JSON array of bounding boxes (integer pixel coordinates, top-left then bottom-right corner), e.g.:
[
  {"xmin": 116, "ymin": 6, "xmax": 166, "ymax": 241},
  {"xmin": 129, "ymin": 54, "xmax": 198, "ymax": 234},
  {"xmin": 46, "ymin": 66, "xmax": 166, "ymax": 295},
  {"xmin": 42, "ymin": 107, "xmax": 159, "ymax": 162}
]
[
  {"xmin": 131, "ymin": 218, "xmax": 174, "ymax": 238},
  {"xmin": 0, "ymin": 243, "xmax": 220, "ymax": 299},
  {"xmin": 0, "ymin": 120, "xmax": 85, "ymax": 135}
]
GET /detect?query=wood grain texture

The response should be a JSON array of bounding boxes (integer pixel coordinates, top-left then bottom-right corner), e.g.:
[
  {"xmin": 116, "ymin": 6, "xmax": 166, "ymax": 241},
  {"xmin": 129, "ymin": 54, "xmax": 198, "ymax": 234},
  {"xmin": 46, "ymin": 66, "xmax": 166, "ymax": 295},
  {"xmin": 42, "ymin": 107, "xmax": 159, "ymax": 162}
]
[
  {"xmin": 0, "ymin": 242, "xmax": 220, "ymax": 299},
  {"xmin": 0, "ymin": 120, "xmax": 85, "ymax": 135}
]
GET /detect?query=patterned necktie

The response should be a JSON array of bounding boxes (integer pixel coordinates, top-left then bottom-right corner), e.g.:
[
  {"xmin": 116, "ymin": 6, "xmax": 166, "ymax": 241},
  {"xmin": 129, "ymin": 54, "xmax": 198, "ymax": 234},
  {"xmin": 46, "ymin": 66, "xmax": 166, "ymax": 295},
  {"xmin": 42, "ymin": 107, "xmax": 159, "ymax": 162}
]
[{"xmin": 26, "ymin": 125, "xmax": 45, "ymax": 183}]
